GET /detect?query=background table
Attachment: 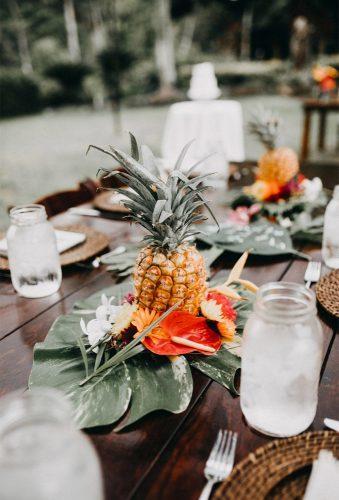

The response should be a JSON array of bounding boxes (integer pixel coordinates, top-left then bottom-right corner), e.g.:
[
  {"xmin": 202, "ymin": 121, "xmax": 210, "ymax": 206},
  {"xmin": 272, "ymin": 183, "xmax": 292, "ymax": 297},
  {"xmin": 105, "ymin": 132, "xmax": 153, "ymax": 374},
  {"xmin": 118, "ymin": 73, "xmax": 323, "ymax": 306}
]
[
  {"xmin": 301, "ymin": 98, "xmax": 339, "ymax": 161},
  {"xmin": 162, "ymin": 100, "xmax": 245, "ymax": 177},
  {"xmin": 0, "ymin": 178, "xmax": 338, "ymax": 500}
]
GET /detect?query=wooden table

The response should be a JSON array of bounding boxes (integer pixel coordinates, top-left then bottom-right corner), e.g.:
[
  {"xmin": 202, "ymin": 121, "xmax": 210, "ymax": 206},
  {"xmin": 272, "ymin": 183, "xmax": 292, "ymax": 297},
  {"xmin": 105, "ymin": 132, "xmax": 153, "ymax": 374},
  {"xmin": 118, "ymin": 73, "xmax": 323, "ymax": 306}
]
[
  {"xmin": 301, "ymin": 98, "xmax": 339, "ymax": 161},
  {"xmin": 0, "ymin": 191, "xmax": 338, "ymax": 500}
]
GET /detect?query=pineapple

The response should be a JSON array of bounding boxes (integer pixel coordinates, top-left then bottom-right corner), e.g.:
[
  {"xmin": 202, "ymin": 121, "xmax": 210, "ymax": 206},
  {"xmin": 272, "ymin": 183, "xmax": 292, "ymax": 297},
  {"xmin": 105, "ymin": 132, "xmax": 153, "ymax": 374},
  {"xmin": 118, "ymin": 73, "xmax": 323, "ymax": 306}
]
[
  {"xmin": 90, "ymin": 136, "xmax": 218, "ymax": 315},
  {"xmin": 249, "ymin": 108, "xmax": 299, "ymax": 186}
]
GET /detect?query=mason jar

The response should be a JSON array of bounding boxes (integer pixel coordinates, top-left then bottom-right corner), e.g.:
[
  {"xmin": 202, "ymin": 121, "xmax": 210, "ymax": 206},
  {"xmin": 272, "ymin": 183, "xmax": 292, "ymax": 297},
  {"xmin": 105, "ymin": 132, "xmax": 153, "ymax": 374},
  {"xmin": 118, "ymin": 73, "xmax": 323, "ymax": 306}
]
[
  {"xmin": 7, "ymin": 204, "xmax": 62, "ymax": 298},
  {"xmin": 0, "ymin": 389, "xmax": 104, "ymax": 500},
  {"xmin": 240, "ymin": 282, "xmax": 323, "ymax": 437}
]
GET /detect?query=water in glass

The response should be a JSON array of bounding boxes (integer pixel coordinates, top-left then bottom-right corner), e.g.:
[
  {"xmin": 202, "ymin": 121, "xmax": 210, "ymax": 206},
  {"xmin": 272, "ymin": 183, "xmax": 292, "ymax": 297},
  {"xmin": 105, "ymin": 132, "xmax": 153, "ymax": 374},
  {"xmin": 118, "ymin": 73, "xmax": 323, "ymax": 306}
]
[
  {"xmin": 7, "ymin": 204, "xmax": 62, "ymax": 297},
  {"xmin": 322, "ymin": 185, "xmax": 339, "ymax": 269},
  {"xmin": 240, "ymin": 282, "xmax": 323, "ymax": 437},
  {"xmin": 0, "ymin": 389, "xmax": 103, "ymax": 500}
]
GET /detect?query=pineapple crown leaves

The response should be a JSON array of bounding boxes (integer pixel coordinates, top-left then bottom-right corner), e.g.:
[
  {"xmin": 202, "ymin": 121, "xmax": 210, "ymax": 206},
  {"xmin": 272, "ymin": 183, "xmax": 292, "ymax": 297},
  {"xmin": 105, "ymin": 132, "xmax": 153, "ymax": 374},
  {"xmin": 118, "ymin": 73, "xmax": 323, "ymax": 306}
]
[
  {"xmin": 248, "ymin": 106, "xmax": 283, "ymax": 150},
  {"xmin": 88, "ymin": 133, "xmax": 219, "ymax": 251}
]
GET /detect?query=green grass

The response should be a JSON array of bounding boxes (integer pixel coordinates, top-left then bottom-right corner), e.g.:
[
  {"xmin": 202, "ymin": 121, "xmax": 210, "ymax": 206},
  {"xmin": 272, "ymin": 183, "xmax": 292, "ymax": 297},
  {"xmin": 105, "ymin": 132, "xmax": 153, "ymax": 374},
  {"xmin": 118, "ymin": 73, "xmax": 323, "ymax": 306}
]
[{"xmin": 0, "ymin": 95, "xmax": 338, "ymax": 230}]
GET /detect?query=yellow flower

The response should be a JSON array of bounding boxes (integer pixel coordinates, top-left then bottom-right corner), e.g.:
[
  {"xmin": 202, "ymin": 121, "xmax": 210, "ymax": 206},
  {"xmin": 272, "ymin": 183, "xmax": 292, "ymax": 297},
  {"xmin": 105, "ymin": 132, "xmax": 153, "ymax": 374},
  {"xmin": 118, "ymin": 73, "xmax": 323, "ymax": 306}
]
[
  {"xmin": 131, "ymin": 308, "xmax": 162, "ymax": 339},
  {"xmin": 111, "ymin": 302, "xmax": 137, "ymax": 338}
]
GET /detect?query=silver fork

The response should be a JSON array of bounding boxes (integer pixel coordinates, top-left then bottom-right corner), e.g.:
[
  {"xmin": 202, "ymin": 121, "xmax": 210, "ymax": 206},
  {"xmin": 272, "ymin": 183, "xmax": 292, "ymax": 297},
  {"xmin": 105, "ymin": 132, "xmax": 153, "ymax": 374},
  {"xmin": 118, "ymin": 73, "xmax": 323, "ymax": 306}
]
[
  {"xmin": 304, "ymin": 261, "xmax": 321, "ymax": 288},
  {"xmin": 199, "ymin": 430, "xmax": 238, "ymax": 500}
]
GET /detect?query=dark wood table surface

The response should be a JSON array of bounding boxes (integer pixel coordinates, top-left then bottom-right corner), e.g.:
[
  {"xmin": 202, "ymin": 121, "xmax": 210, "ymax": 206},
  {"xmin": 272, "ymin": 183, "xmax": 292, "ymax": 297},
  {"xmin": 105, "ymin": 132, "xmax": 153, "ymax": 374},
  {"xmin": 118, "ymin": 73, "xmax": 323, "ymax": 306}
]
[{"xmin": 0, "ymin": 188, "xmax": 338, "ymax": 500}]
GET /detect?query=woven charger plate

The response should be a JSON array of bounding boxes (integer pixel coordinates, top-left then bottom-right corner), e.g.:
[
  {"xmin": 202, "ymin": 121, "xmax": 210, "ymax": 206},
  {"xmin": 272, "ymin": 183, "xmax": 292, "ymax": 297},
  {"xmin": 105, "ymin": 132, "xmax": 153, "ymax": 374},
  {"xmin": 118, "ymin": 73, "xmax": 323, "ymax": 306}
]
[
  {"xmin": 94, "ymin": 191, "xmax": 129, "ymax": 214},
  {"xmin": 214, "ymin": 431, "xmax": 339, "ymax": 500},
  {"xmin": 0, "ymin": 224, "xmax": 109, "ymax": 270},
  {"xmin": 316, "ymin": 269, "xmax": 339, "ymax": 318}
]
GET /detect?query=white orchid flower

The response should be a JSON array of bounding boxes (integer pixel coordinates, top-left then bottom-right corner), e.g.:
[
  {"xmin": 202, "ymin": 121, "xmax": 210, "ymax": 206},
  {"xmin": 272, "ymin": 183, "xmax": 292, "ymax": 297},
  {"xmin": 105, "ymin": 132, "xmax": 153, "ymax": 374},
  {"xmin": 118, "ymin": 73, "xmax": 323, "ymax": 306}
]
[
  {"xmin": 80, "ymin": 317, "xmax": 111, "ymax": 353},
  {"xmin": 301, "ymin": 177, "xmax": 323, "ymax": 202},
  {"xmin": 95, "ymin": 294, "xmax": 122, "ymax": 323}
]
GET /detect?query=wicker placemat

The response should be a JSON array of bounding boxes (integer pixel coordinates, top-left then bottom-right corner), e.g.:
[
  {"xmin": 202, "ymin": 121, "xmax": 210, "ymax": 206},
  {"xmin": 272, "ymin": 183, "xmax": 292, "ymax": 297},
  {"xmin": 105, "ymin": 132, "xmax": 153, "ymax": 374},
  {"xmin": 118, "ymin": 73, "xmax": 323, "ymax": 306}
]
[
  {"xmin": 316, "ymin": 269, "xmax": 339, "ymax": 318},
  {"xmin": 94, "ymin": 191, "xmax": 129, "ymax": 214},
  {"xmin": 0, "ymin": 224, "xmax": 109, "ymax": 270},
  {"xmin": 214, "ymin": 431, "xmax": 339, "ymax": 500}
]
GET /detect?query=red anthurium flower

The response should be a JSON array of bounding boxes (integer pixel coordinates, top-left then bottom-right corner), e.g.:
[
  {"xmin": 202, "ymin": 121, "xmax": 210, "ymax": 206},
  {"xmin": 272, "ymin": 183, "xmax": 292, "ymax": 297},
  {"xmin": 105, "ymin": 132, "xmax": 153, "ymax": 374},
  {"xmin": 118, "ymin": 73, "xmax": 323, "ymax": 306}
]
[{"xmin": 134, "ymin": 309, "xmax": 222, "ymax": 356}]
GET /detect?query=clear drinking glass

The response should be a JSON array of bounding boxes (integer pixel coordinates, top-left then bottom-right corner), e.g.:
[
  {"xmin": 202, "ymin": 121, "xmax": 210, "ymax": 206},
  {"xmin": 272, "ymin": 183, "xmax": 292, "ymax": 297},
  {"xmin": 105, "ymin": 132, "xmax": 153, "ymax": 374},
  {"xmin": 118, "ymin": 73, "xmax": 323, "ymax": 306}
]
[
  {"xmin": 6, "ymin": 204, "xmax": 62, "ymax": 298},
  {"xmin": 0, "ymin": 389, "xmax": 104, "ymax": 500},
  {"xmin": 322, "ymin": 185, "xmax": 339, "ymax": 269},
  {"xmin": 240, "ymin": 282, "xmax": 323, "ymax": 437}
]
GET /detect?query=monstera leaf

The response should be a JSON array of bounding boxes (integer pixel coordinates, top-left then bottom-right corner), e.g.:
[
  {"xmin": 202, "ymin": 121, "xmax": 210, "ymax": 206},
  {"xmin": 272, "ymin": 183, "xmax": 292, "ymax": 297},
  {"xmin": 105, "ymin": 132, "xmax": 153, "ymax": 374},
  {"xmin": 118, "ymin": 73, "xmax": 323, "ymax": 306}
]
[
  {"xmin": 29, "ymin": 313, "xmax": 193, "ymax": 430},
  {"xmin": 29, "ymin": 281, "xmax": 245, "ymax": 430},
  {"xmin": 29, "ymin": 315, "xmax": 132, "ymax": 429},
  {"xmin": 115, "ymin": 354, "xmax": 193, "ymax": 431},
  {"xmin": 198, "ymin": 221, "xmax": 308, "ymax": 259},
  {"xmin": 190, "ymin": 346, "xmax": 241, "ymax": 394}
]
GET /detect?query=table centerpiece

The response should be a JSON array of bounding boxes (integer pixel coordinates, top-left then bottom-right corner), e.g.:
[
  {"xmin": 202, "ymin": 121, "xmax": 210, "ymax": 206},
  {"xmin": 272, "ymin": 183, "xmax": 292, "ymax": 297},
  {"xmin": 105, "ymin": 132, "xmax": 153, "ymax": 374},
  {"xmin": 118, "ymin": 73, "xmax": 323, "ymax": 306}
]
[
  {"xmin": 229, "ymin": 108, "xmax": 328, "ymax": 240},
  {"xmin": 29, "ymin": 137, "xmax": 257, "ymax": 431}
]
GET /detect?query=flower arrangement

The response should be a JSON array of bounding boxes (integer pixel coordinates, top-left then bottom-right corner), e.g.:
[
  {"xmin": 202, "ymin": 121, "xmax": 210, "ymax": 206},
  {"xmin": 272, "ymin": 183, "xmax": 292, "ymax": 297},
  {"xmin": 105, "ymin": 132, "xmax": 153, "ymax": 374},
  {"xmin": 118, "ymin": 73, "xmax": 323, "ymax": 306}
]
[
  {"xmin": 29, "ymin": 137, "xmax": 258, "ymax": 430},
  {"xmin": 230, "ymin": 108, "xmax": 327, "ymax": 230},
  {"xmin": 77, "ymin": 250, "xmax": 253, "ymax": 386},
  {"xmin": 312, "ymin": 65, "xmax": 338, "ymax": 97},
  {"xmin": 29, "ymin": 250, "xmax": 256, "ymax": 430}
]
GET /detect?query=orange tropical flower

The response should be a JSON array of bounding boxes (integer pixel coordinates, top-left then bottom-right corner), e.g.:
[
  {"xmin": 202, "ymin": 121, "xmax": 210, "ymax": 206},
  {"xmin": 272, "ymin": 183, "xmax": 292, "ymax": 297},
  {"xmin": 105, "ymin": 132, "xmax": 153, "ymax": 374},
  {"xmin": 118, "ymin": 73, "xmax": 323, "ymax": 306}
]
[
  {"xmin": 244, "ymin": 179, "xmax": 280, "ymax": 201},
  {"xmin": 217, "ymin": 320, "xmax": 236, "ymax": 341},
  {"xmin": 132, "ymin": 308, "xmax": 161, "ymax": 336}
]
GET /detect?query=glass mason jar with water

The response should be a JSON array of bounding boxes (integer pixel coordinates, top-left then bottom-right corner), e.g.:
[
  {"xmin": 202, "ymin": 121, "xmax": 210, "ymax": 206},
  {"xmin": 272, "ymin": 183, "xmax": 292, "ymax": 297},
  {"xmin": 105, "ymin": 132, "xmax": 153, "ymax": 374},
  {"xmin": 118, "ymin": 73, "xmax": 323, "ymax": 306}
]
[
  {"xmin": 0, "ymin": 389, "xmax": 103, "ymax": 500},
  {"xmin": 7, "ymin": 204, "xmax": 62, "ymax": 298},
  {"xmin": 322, "ymin": 185, "xmax": 339, "ymax": 269},
  {"xmin": 240, "ymin": 282, "xmax": 323, "ymax": 437}
]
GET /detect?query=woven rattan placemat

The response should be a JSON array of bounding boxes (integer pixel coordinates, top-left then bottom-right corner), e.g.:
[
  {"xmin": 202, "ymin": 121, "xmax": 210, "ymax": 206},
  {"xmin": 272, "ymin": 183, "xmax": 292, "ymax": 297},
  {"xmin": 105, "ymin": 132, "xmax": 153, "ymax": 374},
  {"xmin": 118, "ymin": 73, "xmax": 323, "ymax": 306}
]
[
  {"xmin": 0, "ymin": 224, "xmax": 109, "ymax": 270},
  {"xmin": 316, "ymin": 269, "xmax": 339, "ymax": 318},
  {"xmin": 94, "ymin": 191, "xmax": 129, "ymax": 214},
  {"xmin": 214, "ymin": 431, "xmax": 338, "ymax": 500}
]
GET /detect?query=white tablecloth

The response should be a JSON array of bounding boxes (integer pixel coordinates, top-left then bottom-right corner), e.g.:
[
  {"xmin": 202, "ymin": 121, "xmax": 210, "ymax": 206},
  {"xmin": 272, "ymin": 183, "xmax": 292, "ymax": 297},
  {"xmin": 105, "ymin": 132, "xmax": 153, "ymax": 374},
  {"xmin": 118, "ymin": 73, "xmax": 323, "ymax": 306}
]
[{"xmin": 161, "ymin": 100, "xmax": 245, "ymax": 178}]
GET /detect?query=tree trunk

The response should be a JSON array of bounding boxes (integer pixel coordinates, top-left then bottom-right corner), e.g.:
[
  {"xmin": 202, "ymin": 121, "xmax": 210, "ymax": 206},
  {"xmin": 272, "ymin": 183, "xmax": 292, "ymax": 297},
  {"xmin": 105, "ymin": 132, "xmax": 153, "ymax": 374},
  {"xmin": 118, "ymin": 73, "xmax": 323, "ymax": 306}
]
[
  {"xmin": 290, "ymin": 16, "xmax": 310, "ymax": 69},
  {"xmin": 63, "ymin": 0, "xmax": 81, "ymax": 62},
  {"xmin": 240, "ymin": 6, "xmax": 253, "ymax": 61},
  {"xmin": 178, "ymin": 15, "xmax": 196, "ymax": 61},
  {"xmin": 90, "ymin": 1, "xmax": 106, "ymax": 55},
  {"xmin": 109, "ymin": 0, "xmax": 122, "ymax": 135},
  {"xmin": 8, "ymin": 0, "xmax": 33, "ymax": 74},
  {"xmin": 154, "ymin": 0, "xmax": 177, "ymax": 95}
]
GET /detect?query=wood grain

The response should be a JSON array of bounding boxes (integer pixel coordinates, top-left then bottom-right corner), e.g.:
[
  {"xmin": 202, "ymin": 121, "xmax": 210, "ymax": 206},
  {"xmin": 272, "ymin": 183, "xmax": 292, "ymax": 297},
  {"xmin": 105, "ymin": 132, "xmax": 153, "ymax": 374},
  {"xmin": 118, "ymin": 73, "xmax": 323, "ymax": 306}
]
[
  {"xmin": 0, "ymin": 260, "xmax": 289, "ymax": 499},
  {"xmin": 132, "ymin": 255, "xmax": 336, "ymax": 500},
  {"xmin": 0, "ymin": 215, "xmax": 141, "ymax": 340},
  {"xmin": 0, "ymin": 188, "xmax": 337, "ymax": 500}
]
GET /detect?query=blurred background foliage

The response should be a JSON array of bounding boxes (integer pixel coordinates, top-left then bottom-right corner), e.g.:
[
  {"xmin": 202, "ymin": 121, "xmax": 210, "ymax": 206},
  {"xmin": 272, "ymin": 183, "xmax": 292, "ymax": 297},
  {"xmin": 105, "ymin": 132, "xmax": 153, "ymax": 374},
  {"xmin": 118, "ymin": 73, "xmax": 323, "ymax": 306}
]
[{"xmin": 0, "ymin": 0, "xmax": 338, "ymax": 118}]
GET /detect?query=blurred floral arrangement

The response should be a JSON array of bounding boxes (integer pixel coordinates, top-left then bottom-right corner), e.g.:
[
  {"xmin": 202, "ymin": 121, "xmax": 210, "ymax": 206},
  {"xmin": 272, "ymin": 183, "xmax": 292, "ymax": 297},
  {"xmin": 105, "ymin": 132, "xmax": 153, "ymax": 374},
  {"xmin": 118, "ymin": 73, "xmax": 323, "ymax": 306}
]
[
  {"xmin": 312, "ymin": 65, "xmax": 338, "ymax": 97},
  {"xmin": 230, "ymin": 108, "xmax": 327, "ymax": 235}
]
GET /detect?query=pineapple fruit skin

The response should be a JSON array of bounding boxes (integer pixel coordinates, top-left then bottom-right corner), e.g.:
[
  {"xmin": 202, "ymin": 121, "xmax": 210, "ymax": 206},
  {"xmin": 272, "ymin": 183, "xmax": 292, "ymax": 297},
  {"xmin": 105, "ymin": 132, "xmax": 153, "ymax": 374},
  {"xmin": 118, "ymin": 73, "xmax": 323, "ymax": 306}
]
[
  {"xmin": 257, "ymin": 146, "xmax": 299, "ymax": 186},
  {"xmin": 134, "ymin": 244, "xmax": 207, "ymax": 315}
]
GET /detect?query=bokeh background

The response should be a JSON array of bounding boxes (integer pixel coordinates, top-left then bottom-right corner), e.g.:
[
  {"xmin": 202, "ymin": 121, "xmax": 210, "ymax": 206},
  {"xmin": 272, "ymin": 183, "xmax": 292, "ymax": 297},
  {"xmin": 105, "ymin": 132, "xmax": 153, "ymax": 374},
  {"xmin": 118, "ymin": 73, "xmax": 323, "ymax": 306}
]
[{"xmin": 1, "ymin": 0, "xmax": 338, "ymax": 229}]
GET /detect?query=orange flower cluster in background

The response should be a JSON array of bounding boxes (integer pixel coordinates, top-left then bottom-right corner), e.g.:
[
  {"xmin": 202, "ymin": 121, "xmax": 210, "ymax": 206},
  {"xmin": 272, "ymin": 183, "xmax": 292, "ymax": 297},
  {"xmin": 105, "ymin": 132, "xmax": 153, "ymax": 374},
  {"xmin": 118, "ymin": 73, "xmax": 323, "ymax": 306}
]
[
  {"xmin": 312, "ymin": 65, "xmax": 338, "ymax": 93},
  {"xmin": 244, "ymin": 174, "xmax": 305, "ymax": 202}
]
